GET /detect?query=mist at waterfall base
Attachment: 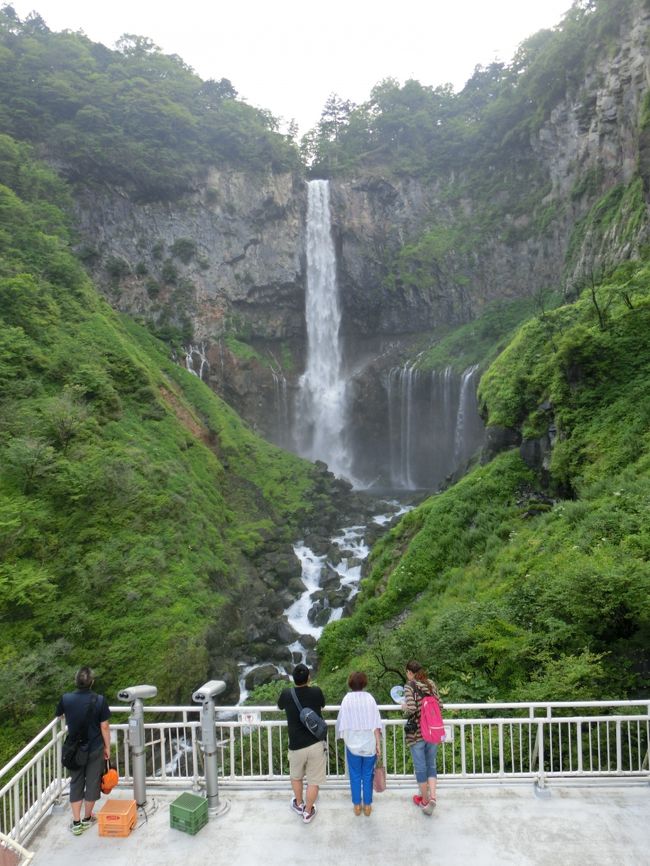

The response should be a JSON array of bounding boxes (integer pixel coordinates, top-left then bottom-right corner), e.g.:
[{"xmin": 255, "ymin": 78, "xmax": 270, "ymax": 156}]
[{"xmin": 279, "ymin": 178, "xmax": 485, "ymax": 492}]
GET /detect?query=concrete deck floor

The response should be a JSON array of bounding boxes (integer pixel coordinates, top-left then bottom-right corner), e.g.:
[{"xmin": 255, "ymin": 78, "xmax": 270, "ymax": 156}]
[{"xmin": 27, "ymin": 782, "xmax": 649, "ymax": 866}]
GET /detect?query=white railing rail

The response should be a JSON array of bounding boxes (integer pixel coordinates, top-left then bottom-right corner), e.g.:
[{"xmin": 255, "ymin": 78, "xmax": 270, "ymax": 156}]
[
  {"xmin": 2, "ymin": 700, "xmax": 648, "ymax": 844},
  {"xmin": 0, "ymin": 831, "xmax": 34, "ymax": 864}
]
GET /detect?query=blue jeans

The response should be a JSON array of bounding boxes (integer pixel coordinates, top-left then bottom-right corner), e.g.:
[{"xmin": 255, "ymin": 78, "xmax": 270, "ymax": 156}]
[
  {"xmin": 346, "ymin": 748, "xmax": 377, "ymax": 806},
  {"xmin": 409, "ymin": 740, "xmax": 437, "ymax": 784}
]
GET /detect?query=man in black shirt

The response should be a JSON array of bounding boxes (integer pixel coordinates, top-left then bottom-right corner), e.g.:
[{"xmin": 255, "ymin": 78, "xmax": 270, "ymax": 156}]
[
  {"xmin": 277, "ymin": 663, "xmax": 326, "ymax": 824},
  {"xmin": 56, "ymin": 665, "xmax": 111, "ymax": 836}
]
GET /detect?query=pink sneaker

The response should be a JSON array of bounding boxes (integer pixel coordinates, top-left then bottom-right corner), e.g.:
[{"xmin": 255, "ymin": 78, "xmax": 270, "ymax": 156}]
[{"xmin": 412, "ymin": 795, "xmax": 424, "ymax": 807}]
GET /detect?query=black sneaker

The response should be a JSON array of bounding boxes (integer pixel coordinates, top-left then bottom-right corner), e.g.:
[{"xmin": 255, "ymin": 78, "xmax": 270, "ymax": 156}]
[
  {"xmin": 290, "ymin": 798, "xmax": 304, "ymax": 815},
  {"xmin": 302, "ymin": 805, "xmax": 316, "ymax": 824}
]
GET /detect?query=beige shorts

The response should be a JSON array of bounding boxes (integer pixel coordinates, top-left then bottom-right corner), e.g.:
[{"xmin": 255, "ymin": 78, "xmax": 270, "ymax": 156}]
[{"xmin": 288, "ymin": 741, "xmax": 327, "ymax": 786}]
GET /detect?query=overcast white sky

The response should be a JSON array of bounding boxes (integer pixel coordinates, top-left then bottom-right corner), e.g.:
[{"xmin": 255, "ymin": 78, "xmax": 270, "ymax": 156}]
[{"xmin": 10, "ymin": 0, "xmax": 573, "ymax": 134}]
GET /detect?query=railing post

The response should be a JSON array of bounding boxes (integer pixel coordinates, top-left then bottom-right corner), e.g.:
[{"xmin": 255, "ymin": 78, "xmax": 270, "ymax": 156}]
[
  {"xmin": 460, "ymin": 722, "xmax": 466, "ymax": 777},
  {"xmin": 537, "ymin": 720, "xmax": 546, "ymax": 790},
  {"xmin": 498, "ymin": 722, "xmax": 505, "ymax": 777},
  {"xmin": 13, "ymin": 780, "xmax": 21, "ymax": 841},
  {"xmin": 54, "ymin": 722, "xmax": 64, "ymax": 803},
  {"xmin": 615, "ymin": 720, "xmax": 623, "ymax": 774},
  {"xmin": 191, "ymin": 724, "xmax": 201, "ymax": 793},
  {"xmin": 577, "ymin": 722, "xmax": 583, "ymax": 775}
]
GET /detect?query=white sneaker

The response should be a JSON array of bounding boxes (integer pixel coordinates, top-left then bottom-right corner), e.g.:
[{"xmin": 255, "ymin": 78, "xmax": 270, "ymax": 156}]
[{"xmin": 422, "ymin": 799, "xmax": 436, "ymax": 816}]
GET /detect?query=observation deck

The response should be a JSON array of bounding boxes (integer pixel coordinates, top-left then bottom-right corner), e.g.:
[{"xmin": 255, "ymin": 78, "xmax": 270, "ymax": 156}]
[{"xmin": 2, "ymin": 700, "xmax": 649, "ymax": 865}]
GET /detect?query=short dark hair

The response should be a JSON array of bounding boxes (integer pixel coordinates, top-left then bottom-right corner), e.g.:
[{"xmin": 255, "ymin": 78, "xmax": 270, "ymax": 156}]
[
  {"xmin": 293, "ymin": 663, "xmax": 310, "ymax": 686},
  {"xmin": 75, "ymin": 666, "xmax": 94, "ymax": 688},
  {"xmin": 348, "ymin": 671, "xmax": 368, "ymax": 691}
]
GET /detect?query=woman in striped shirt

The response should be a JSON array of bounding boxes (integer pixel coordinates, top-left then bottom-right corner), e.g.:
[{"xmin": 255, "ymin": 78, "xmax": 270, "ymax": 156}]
[
  {"xmin": 335, "ymin": 671, "xmax": 382, "ymax": 816},
  {"xmin": 402, "ymin": 659, "xmax": 441, "ymax": 815}
]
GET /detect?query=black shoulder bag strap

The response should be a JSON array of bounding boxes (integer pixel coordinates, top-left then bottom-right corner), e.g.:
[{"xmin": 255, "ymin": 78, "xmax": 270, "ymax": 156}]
[{"xmin": 290, "ymin": 688, "xmax": 304, "ymax": 713}]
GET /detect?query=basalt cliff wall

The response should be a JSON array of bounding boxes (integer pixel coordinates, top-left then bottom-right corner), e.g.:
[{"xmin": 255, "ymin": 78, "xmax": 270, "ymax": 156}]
[{"xmin": 72, "ymin": 4, "xmax": 650, "ymax": 470}]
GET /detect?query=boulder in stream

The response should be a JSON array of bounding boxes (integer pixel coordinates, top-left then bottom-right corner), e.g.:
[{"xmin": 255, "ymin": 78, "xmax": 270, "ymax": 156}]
[{"xmin": 244, "ymin": 664, "xmax": 279, "ymax": 690}]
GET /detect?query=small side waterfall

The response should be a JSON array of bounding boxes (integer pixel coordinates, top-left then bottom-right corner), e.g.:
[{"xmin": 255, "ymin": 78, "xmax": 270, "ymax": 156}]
[
  {"xmin": 271, "ymin": 369, "xmax": 290, "ymax": 449},
  {"xmin": 294, "ymin": 179, "xmax": 352, "ymax": 480},
  {"xmin": 185, "ymin": 343, "xmax": 209, "ymax": 380},
  {"xmin": 387, "ymin": 363, "xmax": 484, "ymax": 489},
  {"xmin": 388, "ymin": 364, "xmax": 417, "ymax": 488},
  {"xmin": 453, "ymin": 364, "xmax": 480, "ymax": 465}
]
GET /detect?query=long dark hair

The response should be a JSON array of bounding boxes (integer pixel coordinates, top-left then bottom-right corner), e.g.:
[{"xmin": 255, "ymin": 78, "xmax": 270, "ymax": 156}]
[{"xmin": 406, "ymin": 660, "xmax": 429, "ymax": 684}]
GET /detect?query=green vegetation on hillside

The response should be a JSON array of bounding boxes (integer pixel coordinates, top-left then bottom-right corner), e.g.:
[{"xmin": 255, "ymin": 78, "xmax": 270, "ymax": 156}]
[
  {"xmin": 0, "ymin": 136, "xmax": 319, "ymax": 760},
  {"xmin": 0, "ymin": 6, "xmax": 298, "ymax": 200},
  {"xmin": 413, "ymin": 295, "xmax": 559, "ymax": 374},
  {"xmin": 316, "ymin": 262, "xmax": 650, "ymax": 705}
]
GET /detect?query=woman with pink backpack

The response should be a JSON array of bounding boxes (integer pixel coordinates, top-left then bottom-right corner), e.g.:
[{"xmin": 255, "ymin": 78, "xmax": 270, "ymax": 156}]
[{"xmin": 401, "ymin": 659, "xmax": 443, "ymax": 816}]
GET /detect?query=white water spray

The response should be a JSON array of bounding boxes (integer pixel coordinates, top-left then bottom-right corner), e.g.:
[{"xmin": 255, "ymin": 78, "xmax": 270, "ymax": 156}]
[{"xmin": 453, "ymin": 364, "xmax": 480, "ymax": 465}]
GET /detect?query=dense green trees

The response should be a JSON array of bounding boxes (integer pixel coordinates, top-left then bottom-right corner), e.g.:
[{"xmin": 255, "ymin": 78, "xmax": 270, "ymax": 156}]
[
  {"xmin": 303, "ymin": 0, "xmax": 636, "ymax": 178},
  {"xmin": 0, "ymin": 137, "xmax": 321, "ymax": 760},
  {"xmin": 0, "ymin": 6, "xmax": 299, "ymax": 200}
]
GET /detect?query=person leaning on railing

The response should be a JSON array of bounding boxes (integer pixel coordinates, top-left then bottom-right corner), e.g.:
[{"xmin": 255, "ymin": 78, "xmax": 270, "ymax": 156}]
[
  {"xmin": 402, "ymin": 659, "xmax": 441, "ymax": 816},
  {"xmin": 56, "ymin": 666, "xmax": 111, "ymax": 836}
]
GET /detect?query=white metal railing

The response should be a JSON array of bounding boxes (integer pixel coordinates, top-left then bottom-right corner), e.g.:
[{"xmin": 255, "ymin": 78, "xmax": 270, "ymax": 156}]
[
  {"xmin": 1, "ymin": 700, "xmax": 648, "ymax": 844},
  {"xmin": 0, "ymin": 831, "xmax": 34, "ymax": 864}
]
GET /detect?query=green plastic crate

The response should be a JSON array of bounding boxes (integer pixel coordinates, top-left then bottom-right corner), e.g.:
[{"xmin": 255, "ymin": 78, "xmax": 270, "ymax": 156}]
[{"xmin": 170, "ymin": 792, "xmax": 209, "ymax": 835}]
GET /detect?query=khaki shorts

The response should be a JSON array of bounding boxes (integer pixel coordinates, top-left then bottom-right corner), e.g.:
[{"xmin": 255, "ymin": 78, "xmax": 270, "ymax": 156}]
[{"xmin": 288, "ymin": 741, "xmax": 327, "ymax": 786}]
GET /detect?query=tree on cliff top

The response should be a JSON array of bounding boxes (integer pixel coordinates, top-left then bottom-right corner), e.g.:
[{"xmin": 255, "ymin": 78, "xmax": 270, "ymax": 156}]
[{"xmin": 0, "ymin": 6, "xmax": 299, "ymax": 199}]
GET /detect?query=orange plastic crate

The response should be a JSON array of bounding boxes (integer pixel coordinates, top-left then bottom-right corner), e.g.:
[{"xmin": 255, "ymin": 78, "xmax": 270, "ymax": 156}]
[{"xmin": 98, "ymin": 799, "xmax": 137, "ymax": 837}]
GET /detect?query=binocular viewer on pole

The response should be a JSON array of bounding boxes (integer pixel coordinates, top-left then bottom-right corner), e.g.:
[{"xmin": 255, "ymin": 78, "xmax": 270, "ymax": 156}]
[
  {"xmin": 192, "ymin": 680, "xmax": 228, "ymax": 816},
  {"xmin": 116, "ymin": 681, "xmax": 229, "ymax": 816},
  {"xmin": 116, "ymin": 684, "xmax": 158, "ymax": 808}
]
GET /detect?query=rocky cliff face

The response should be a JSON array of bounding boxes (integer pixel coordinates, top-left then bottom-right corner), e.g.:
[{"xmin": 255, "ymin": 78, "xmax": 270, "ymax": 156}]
[
  {"xmin": 330, "ymin": 4, "xmax": 650, "ymax": 339},
  {"xmin": 75, "ymin": 167, "xmax": 307, "ymax": 342},
  {"xmin": 74, "ymin": 6, "xmax": 650, "ymax": 351},
  {"xmin": 71, "ymin": 4, "xmax": 650, "ymax": 485}
]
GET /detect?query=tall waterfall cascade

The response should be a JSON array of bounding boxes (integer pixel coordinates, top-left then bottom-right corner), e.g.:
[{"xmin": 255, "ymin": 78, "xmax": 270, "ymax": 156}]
[{"xmin": 295, "ymin": 180, "xmax": 352, "ymax": 480}]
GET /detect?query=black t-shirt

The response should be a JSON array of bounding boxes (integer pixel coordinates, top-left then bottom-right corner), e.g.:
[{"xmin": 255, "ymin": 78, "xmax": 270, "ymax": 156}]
[
  {"xmin": 278, "ymin": 685, "xmax": 325, "ymax": 750},
  {"xmin": 56, "ymin": 689, "xmax": 111, "ymax": 753}
]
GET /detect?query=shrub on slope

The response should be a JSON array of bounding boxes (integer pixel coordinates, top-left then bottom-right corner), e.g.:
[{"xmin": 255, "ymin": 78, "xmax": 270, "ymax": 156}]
[{"xmin": 0, "ymin": 136, "xmax": 318, "ymax": 759}]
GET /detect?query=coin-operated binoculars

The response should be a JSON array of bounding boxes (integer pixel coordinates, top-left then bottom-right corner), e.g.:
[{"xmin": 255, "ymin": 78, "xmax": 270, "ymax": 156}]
[
  {"xmin": 192, "ymin": 680, "xmax": 228, "ymax": 816},
  {"xmin": 117, "ymin": 684, "xmax": 158, "ymax": 807}
]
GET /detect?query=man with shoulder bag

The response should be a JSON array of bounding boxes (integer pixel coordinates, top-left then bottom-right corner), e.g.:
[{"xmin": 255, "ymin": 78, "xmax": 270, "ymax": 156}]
[
  {"xmin": 56, "ymin": 665, "xmax": 111, "ymax": 836},
  {"xmin": 277, "ymin": 663, "xmax": 327, "ymax": 825}
]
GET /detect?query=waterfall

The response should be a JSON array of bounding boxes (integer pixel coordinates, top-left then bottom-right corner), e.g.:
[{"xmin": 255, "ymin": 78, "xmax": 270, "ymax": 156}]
[
  {"xmin": 271, "ymin": 369, "xmax": 290, "ymax": 448},
  {"xmin": 386, "ymin": 362, "xmax": 484, "ymax": 489},
  {"xmin": 388, "ymin": 364, "xmax": 417, "ymax": 488},
  {"xmin": 295, "ymin": 179, "xmax": 352, "ymax": 480},
  {"xmin": 185, "ymin": 343, "xmax": 209, "ymax": 380},
  {"xmin": 453, "ymin": 364, "xmax": 480, "ymax": 466}
]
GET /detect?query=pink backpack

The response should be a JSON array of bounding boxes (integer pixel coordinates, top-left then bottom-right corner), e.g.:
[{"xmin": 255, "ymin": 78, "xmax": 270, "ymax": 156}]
[{"xmin": 418, "ymin": 691, "xmax": 445, "ymax": 744}]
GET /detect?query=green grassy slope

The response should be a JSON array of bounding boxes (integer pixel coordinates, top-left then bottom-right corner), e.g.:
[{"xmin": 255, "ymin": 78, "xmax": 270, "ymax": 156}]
[
  {"xmin": 0, "ymin": 136, "xmax": 320, "ymax": 760},
  {"xmin": 316, "ymin": 262, "xmax": 650, "ymax": 704}
]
